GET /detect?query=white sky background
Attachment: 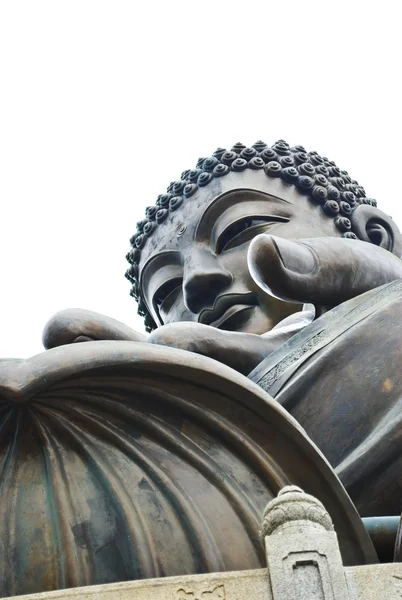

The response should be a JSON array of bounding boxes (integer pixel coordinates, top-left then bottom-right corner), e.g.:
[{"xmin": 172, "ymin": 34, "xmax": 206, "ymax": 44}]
[{"xmin": 0, "ymin": 1, "xmax": 401, "ymax": 358}]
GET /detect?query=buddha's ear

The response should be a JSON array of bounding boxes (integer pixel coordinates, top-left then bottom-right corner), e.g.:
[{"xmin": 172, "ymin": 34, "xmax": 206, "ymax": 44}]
[{"xmin": 351, "ymin": 204, "xmax": 402, "ymax": 258}]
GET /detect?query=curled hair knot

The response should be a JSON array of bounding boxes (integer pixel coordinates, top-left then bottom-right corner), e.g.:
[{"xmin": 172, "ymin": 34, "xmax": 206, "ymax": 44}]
[
  {"xmin": 297, "ymin": 175, "xmax": 315, "ymax": 192},
  {"xmin": 183, "ymin": 183, "xmax": 198, "ymax": 198},
  {"xmin": 221, "ymin": 151, "xmax": 237, "ymax": 165},
  {"xmin": 143, "ymin": 221, "xmax": 156, "ymax": 236},
  {"xmin": 312, "ymin": 186, "xmax": 328, "ymax": 204},
  {"xmin": 213, "ymin": 163, "xmax": 230, "ymax": 177},
  {"xmin": 323, "ymin": 200, "xmax": 340, "ymax": 216},
  {"xmin": 240, "ymin": 147, "xmax": 257, "ymax": 160},
  {"xmin": 252, "ymin": 140, "xmax": 267, "ymax": 152},
  {"xmin": 198, "ymin": 172, "xmax": 213, "ymax": 187},
  {"xmin": 213, "ymin": 148, "xmax": 226, "ymax": 160},
  {"xmin": 281, "ymin": 167, "xmax": 299, "ymax": 183},
  {"xmin": 203, "ymin": 156, "xmax": 219, "ymax": 172},
  {"xmin": 169, "ymin": 196, "xmax": 183, "ymax": 211},
  {"xmin": 188, "ymin": 169, "xmax": 202, "ymax": 182},
  {"xmin": 231, "ymin": 157, "xmax": 248, "ymax": 172},
  {"xmin": 273, "ymin": 142, "xmax": 290, "ymax": 155},
  {"xmin": 156, "ymin": 208, "xmax": 168, "ymax": 223},
  {"xmin": 260, "ymin": 148, "xmax": 278, "ymax": 162},
  {"xmin": 335, "ymin": 216, "xmax": 351, "ymax": 232},
  {"xmin": 145, "ymin": 206, "xmax": 157, "ymax": 220},
  {"xmin": 248, "ymin": 156, "xmax": 265, "ymax": 170},
  {"xmin": 157, "ymin": 194, "xmax": 172, "ymax": 208},
  {"xmin": 264, "ymin": 161, "xmax": 282, "ymax": 177},
  {"xmin": 231, "ymin": 142, "xmax": 246, "ymax": 154},
  {"xmin": 298, "ymin": 162, "xmax": 315, "ymax": 176},
  {"xmin": 343, "ymin": 231, "xmax": 358, "ymax": 240}
]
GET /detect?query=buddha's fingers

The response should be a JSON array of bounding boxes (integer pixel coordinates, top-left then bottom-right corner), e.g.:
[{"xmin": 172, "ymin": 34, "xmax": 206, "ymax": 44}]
[
  {"xmin": 43, "ymin": 308, "xmax": 146, "ymax": 349},
  {"xmin": 248, "ymin": 235, "xmax": 402, "ymax": 307},
  {"xmin": 148, "ymin": 322, "xmax": 291, "ymax": 375}
]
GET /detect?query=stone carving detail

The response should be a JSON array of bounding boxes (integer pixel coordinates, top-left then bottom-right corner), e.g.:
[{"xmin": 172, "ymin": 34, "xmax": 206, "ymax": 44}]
[
  {"xmin": 262, "ymin": 487, "xmax": 349, "ymax": 600},
  {"xmin": 176, "ymin": 584, "xmax": 225, "ymax": 600},
  {"xmin": 292, "ymin": 561, "xmax": 325, "ymax": 600},
  {"xmin": 284, "ymin": 553, "xmax": 329, "ymax": 600},
  {"xmin": 260, "ymin": 485, "xmax": 334, "ymax": 541}
]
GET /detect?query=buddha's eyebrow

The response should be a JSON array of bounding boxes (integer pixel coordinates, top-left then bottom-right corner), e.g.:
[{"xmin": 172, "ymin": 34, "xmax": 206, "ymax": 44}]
[
  {"xmin": 140, "ymin": 250, "xmax": 182, "ymax": 288},
  {"xmin": 196, "ymin": 189, "xmax": 292, "ymax": 241}
]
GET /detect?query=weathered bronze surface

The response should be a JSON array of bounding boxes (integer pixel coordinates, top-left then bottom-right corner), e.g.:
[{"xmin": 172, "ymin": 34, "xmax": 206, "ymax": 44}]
[
  {"xmin": 2, "ymin": 140, "xmax": 401, "ymax": 596},
  {"xmin": 362, "ymin": 516, "xmax": 400, "ymax": 563},
  {"xmin": 0, "ymin": 343, "xmax": 375, "ymax": 596},
  {"xmin": 249, "ymin": 280, "xmax": 402, "ymax": 518}
]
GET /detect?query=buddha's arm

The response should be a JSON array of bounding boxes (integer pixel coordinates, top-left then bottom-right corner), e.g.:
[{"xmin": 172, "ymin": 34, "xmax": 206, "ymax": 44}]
[
  {"xmin": 147, "ymin": 313, "xmax": 311, "ymax": 375},
  {"xmin": 43, "ymin": 308, "xmax": 146, "ymax": 349},
  {"xmin": 42, "ymin": 307, "xmax": 306, "ymax": 374}
]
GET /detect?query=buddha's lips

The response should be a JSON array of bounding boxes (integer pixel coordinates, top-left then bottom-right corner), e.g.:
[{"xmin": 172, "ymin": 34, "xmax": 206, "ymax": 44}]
[{"xmin": 199, "ymin": 293, "xmax": 258, "ymax": 327}]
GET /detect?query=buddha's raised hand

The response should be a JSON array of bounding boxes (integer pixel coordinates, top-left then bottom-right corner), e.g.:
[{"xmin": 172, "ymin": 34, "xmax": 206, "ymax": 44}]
[{"xmin": 248, "ymin": 235, "xmax": 402, "ymax": 311}]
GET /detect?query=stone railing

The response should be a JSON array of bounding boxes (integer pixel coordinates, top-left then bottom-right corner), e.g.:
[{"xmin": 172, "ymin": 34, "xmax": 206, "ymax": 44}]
[{"xmin": 5, "ymin": 486, "xmax": 402, "ymax": 600}]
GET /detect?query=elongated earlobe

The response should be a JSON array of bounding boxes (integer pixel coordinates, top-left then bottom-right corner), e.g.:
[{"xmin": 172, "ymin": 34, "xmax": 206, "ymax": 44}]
[{"xmin": 351, "ymin": 204, "xmax": 402, "ymax": 257}]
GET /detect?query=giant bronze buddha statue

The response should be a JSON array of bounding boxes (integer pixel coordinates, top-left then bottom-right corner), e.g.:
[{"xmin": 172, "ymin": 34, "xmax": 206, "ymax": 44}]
[
  {"xmin": 2, "ymin": 140, "xmax": 402, "ymax": 597},
  {"xmin": 121, "ymin": 140, "xmax": 402, "ymax": 519}
]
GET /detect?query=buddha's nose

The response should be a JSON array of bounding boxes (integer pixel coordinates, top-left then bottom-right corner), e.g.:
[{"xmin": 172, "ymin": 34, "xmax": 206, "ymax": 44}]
[{"xmin": 183, "ymin": 261, "xmax": 233, "ymax": 314}]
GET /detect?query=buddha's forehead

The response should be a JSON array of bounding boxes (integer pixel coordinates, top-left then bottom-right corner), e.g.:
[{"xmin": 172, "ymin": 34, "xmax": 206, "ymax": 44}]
[{"xmin": 138, "ymin": 170, "xmax": 307, "ymax": 272}]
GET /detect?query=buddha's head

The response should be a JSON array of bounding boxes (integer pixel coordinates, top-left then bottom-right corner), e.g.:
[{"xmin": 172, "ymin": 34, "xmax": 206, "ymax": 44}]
[{"xmin": 126, "ymin": 140, "xmax": 402, "ymax": 333}]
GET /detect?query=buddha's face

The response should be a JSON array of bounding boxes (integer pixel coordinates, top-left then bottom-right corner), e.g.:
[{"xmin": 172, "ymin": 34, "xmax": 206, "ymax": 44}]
[{"xmin": 139, "ymin": 170, "xmax": 343, "ymax": 334}]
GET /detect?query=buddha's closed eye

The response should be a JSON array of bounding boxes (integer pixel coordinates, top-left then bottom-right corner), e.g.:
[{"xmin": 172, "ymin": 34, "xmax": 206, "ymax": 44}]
[
  {"xmin": 216, "ymin": 216, "xmax": 289, "ymax": 254},
  {"xmin": 154, "ymin": 277, "xmax": 183, "ymax": 313}
]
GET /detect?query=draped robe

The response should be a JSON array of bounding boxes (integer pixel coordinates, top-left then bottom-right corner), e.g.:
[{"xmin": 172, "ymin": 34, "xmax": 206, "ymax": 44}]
[{"xmin": 250, "ymin": 279, "xmax": 402, "ymax": 517}]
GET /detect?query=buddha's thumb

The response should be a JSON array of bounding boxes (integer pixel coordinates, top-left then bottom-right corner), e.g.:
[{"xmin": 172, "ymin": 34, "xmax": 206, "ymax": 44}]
[{"xmin": 247, "ymin": 234, "xmax": 402, "ymax": 306}]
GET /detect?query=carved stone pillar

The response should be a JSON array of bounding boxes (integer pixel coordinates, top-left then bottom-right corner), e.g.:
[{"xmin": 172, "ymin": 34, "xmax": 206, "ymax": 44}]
[{"xmin": 261, "ymin": 486, "xmax": 350, "ymax": 600}]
